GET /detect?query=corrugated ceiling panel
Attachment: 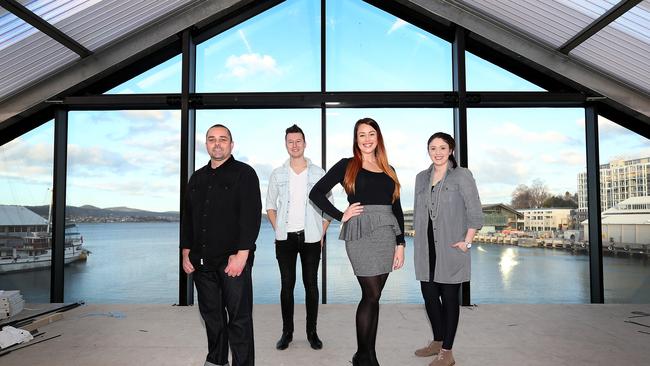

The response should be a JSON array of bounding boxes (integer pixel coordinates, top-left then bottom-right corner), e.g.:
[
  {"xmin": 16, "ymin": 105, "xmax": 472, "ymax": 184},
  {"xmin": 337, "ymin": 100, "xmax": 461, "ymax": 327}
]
[
  {"xmin": 0, "ymin": 0, "xmax": 98, "ymax": 50},
  {"xmin": 0, "ymin": 30, "xmax": 77, "ymax": 98},
  {"xmin": 457, "ymin": 0, "xmax": 612, "ymax": 48},
  {"xmin": 0, "ymin": 1, "xmax": 35, "ymax": 50},
  {"xmin": 52, "ymin": 0, "xmax": 197, "ymax": 52},
  {"xmin": 571, "ymin": 1, "xmax": 650, "ymax": 94},
  {"xmin": 0, "ymin": 0, "xmax": 198, "ymax": 101}
]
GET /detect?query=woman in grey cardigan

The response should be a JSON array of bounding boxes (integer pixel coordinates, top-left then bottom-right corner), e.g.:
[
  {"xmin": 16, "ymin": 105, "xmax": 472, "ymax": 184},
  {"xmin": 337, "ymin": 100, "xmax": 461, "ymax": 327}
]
[{"xmin": 412, "ymin": 132, "xmax": 483, "ymax": 366}]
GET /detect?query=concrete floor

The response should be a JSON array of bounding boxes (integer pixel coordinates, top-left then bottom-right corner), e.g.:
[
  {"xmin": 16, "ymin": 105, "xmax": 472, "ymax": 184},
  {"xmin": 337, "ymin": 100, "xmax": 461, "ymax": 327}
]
[{"xmin": 1, "ymin": 303, "xmax": 649, "ymax": 366}]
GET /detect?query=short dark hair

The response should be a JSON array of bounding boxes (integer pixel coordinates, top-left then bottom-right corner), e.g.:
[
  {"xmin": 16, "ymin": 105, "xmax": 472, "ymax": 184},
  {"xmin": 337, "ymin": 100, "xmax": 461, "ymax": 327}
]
[
  {"xmin": 207, "ymin": 124, "xmax": 232, "ymax": 141},
  {"xmin": 427, "ymin": 132, "xmax": 458, "ymax": 168},
  {"xmin": 285, "ymin": 124, "xmax": 305, "ymax": 141}
]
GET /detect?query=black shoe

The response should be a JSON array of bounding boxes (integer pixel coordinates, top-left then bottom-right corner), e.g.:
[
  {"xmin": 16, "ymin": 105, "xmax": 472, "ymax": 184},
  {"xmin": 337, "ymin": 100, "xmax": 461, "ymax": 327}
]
[
  {"xmin": 307, "ymin": 331, "xmax": 323, "ymax": 350},
  {"xmin": 275, "ymin": 332, "xmax": 292, "ymax": 350}
]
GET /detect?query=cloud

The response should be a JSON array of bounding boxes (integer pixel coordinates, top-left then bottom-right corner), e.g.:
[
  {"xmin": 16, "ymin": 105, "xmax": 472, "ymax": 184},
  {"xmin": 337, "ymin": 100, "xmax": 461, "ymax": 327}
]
[
  {"xmin": 67, "ymin": 145, "xmax": 135, "ymax": 175},
  {"xmin": 471, "ymin": 145, "xmax": 531, "ymax": 185},
  {"xmin": 540, "ymin": 150, "xmax": 585, "ymax": 166},
  {"xmin": 222, "ymin": 53, "xmax": 281, "ymax": 78},
  {"xmin": 500, "ymin": 122, "xmax": 581, "ymax": 145},
  {"xmin": 136, "ymin": 61, "xmax": 181, "ymax": 90},
  {"xmin": 387, "ymin": 19, "xmax": 407, "ymax": 34},
  {"xmin": 0, "ymin": 138, "xmax": 53, "ymax": 181},
  {"xmin": 238, "ymin": 29, "xmax": 252, "ymax": 53}
]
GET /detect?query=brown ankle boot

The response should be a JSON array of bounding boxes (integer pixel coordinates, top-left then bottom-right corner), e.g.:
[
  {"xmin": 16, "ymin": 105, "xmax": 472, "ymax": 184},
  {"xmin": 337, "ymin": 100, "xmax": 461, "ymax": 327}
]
[
  {"xmin": 414, "ymin": 340, "xmax": 442, "ymax": 357},
  {"xmin": 429, "ymin": 349, "xmax": 455, "ymax": 366}
]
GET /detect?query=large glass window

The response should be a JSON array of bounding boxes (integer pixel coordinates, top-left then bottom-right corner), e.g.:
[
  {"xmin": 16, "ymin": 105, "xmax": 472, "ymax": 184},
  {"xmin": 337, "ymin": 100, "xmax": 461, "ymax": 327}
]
[
  {"xmin": 327, "ymin": 0, "xmax": 452, "ymax": 91},
  {"xmin": 195, "ymin": 109, "xmax": 322, "ymax": 304},
  {"xmin": 105, "ymin": 54, "xmax": 182, "ymax": 94},
  {"xmin": 0, "ymin": 121, "xmax": 53, "ymax": 303},
  {"xmin": 595, "ymin": 116, "xmax": 650, "ymax": 303},
  {"xmin": 65, "ymin": 111, "xmax": 180, "ymax": 303},
  {"xmin": 325, "ymin": 108, "xmax": 453, "ymax": 303},
  {"xmin": 468, "ymin": 108, "xmax": 589, "ymax": 303},
  {"xmin": 466, "ymin": 52, "xmax": 546, "ymax": 91},
  {"xmin": 196, "ymin": 0, "xmax": 320, "ymax": 92}
]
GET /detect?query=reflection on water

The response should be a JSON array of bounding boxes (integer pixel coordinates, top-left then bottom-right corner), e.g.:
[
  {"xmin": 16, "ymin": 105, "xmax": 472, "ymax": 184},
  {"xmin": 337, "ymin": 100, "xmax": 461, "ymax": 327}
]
[
  {"xmin": 498, "ymin": 248, "xmax": 519, "ymax": 284},
  {"xmin": 1, "ymin": 222, "xmax": 648, "ymax": 304}
]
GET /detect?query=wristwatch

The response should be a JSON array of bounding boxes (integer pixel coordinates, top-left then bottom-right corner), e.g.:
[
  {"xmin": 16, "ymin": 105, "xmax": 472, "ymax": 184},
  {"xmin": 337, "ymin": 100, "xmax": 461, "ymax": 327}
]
[{"xmin": 465, "ymin": 242, "xmax": 472, "ymax": 249}]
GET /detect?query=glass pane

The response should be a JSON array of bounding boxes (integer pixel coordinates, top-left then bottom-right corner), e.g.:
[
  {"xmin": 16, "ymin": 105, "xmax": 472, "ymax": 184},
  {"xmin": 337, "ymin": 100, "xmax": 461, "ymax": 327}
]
[
  {"xmin": 325, "ymin": 108, "xmax": 453, "ymax": 303},
  {"xmin": 196, "ymin": 0, "xmax": 320, "ymax": 92},
  {"xmin": 466, "ymin": 52, "xmax": 545, "ymax": 91},
  {"xmin": 66, "ymin": 111, "xmax": 180, "ymax": 303},
  {"xmin": 468, "ymin": 108, "xmax": 589, "ymax": 303},
  {"xmin": 0, "ymin": 121, "xmax": 53, "ymax": 303},
  {"xmin": 196, "ymin": 109, "xmax": 322, "ymax": 304},
  {"xmin": 595, "ymin": 116, "xmax": 650, "ymax": 303},
  {"xmin": 105, "ymin": 54, "xmax": 182, "ymax": 94},
  {"xmin": 326, "ymin": 0, "xmax": 452, "ymax": 91}
]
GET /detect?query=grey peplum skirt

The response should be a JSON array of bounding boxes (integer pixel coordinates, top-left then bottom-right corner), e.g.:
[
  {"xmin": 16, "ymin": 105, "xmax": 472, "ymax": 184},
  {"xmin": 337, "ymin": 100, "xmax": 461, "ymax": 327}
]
[{"xmin": 339, "ymin": 205, "xmax": 401, "ymax": 277}]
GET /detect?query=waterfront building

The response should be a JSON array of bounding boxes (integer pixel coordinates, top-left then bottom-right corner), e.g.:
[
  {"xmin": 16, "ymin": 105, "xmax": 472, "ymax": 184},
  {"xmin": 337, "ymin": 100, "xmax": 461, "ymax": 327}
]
[
  {"xmin": 578, "ymin": 157, "xmax": 650, "ymax": 213},
  {"xmin": 481, "ymin": 203, "xmax": 522, "ymax": 231},
  {"xmin": 582, "ymin": 196, "xmax": 650, "ymax": 245},
  {"xmin": 519, "ymin": 208, "xmax": 572, "ymax": 232},
  {"xmin": 0, "ymin": 205, "xmax": 47, "ymax": 239}
]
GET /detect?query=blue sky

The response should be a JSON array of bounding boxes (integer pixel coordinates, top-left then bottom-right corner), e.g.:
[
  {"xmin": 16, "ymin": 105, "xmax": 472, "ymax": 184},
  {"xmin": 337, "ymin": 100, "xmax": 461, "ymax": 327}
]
[{"xmin": 0, "ymin": 0, "xmax": 648, "ymax": 212}]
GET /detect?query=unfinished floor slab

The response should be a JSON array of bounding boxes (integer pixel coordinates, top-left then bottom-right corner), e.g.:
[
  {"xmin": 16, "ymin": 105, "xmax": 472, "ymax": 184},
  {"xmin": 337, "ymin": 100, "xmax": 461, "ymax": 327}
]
[{"xmin": 1, "ymin": 303, "xmax": 648, "ymax": 365}]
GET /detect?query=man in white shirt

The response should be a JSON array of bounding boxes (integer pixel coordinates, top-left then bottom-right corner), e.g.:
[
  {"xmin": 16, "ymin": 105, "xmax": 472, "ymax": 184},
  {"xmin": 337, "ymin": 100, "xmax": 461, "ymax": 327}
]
[{"xmin": 266, "ymin": 124, "xmax": 331, "ymax": 351}]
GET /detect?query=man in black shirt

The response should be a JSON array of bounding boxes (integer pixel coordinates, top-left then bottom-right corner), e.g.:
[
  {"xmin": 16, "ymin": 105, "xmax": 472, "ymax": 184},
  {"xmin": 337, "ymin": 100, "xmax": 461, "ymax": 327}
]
[{"xmin": 181, "ymin": 124, "xmax": 261, "ymax": 366}]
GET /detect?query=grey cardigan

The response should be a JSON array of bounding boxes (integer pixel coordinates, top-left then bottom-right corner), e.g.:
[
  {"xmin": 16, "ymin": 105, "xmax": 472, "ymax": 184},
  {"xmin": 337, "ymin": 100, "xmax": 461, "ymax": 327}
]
[{"xmin": 413, "ymin": 163, "xmax": 484, "ymax": 283}]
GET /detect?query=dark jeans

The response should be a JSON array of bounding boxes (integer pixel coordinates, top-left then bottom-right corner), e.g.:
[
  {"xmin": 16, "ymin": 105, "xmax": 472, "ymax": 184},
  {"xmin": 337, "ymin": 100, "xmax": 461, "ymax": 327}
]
[
  {"xmin": 194, "ymin": 257, "xmax": 254, "ymax": 366},
  {"xmin": 275, "ymin": 231, "xmax": 321, "ymax": 334}
]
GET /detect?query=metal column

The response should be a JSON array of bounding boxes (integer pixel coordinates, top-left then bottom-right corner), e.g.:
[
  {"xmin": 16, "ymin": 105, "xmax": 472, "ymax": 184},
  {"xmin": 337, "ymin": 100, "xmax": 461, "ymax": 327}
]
[
  {"xmin": 585, "ymin": 105, "xmax": 604, "ymax": 303},
  {"xmin": 452, "ymin": 26, "xmax": 471, "ymax": 306},
  {"xmin": 51, "ymin": 108, "xmax": 68, "ymax": 302},
  {"xmin": 320, "ymin": 0, "xmax": 328, "ymax": 305},
  {"xmin": 179, "ymin": 29, "xmax": 196, "ymax": 306}
]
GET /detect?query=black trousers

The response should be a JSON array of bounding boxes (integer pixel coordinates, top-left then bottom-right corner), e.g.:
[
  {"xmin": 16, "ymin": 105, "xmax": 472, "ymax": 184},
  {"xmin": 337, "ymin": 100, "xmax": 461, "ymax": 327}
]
[
  {"xmin": 275, "ymin": 231, "xmax": 321, "ymax": 334},
  {"xmin": 421, "ymin": 218, "xmax": 461, "ymax": 350},
  {"xmin": 194, "ymin": 257, "xmax": 254, "ymax": 366}
]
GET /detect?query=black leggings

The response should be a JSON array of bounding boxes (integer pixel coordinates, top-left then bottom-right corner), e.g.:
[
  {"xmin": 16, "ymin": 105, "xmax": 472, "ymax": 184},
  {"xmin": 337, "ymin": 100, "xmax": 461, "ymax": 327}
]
[
  {"xmin": 420, "ymin": 280, "xmax": 460, "ymax": 350},
  {"xmin": 421, "ymin": 217, "xmax": 460, "ymax": 350},
  {"xmin": 355, "ymin": 273, "xmax": 389, "ymax": 365}
]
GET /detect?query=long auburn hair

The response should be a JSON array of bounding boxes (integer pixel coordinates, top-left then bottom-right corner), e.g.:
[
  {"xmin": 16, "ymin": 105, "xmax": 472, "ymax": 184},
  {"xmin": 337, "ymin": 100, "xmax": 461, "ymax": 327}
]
[{"xmin": 343, "ymin": 118, "xmax": 401, "ymax": 202}]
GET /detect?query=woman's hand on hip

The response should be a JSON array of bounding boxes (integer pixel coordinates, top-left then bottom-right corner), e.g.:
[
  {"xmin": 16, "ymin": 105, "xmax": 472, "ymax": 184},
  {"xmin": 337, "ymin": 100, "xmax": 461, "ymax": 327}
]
[
  {"xmin": 393, "ymin": 245, "xmax": 405, "ymax": 270},
  {"xmin": 342, "ymin": 202, "xmax": 363, "ymax": 222}
]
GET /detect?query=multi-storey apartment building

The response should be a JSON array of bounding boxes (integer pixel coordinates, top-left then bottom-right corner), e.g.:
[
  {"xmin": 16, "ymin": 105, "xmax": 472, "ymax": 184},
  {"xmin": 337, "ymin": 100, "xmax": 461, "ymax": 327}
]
[
  {"xmin": 578, "ymin": 157, "xmax": 650, "ymax": 212},
  {"xmin": 519, "ymin": 208, "xmax": 572, "ymax": 232}
]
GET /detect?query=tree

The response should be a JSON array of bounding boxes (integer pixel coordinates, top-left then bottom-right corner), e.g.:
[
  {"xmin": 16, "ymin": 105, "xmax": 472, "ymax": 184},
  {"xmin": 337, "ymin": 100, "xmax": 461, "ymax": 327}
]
[{"xmin": 510, "ymin": 179, "xmax": 550, "ymax": 209}]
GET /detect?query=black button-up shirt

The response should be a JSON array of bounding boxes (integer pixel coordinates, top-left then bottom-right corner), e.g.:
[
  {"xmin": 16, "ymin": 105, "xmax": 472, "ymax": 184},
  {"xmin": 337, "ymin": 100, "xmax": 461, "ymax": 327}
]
[{"xmin": 180, "ymin": 156, "xmax": 262, "ymax": 269}]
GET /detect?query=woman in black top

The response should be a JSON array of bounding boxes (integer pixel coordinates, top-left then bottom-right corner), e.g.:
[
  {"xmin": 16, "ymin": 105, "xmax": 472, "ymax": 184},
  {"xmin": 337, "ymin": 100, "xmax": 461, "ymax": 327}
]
[{"xmin": 309, "ymin": 118, "xmax": 405, "ymax": 366}]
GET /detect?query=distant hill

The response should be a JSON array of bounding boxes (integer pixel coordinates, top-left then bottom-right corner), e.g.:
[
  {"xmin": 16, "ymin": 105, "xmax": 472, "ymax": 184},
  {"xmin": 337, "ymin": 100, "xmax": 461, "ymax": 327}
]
[{"xmin": 26, "ymin": 205, "xmax": 180, "ymax": 221}]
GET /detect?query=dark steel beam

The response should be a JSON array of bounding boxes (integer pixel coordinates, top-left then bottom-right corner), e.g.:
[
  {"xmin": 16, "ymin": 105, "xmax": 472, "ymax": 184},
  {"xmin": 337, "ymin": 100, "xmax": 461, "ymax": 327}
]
[
  {"xmin": 178, "ymin": 30, "xmax": 196, "ymax": 306},
  {"xmin": 585, "ymin": 106, "xmax": 604, "ymax": 303},
  {"xmin": 466, "ymin": 92, "xmax": 587, "ymax": 108},
  {"xmin": 57, "ymin": 91, "xmax": 593, "ymax": 110},
  {"xmin": 50, "ymin": 108, "xmax": 68, "ymax": 302},
  {"xmin": 0, "ymin": 0, "xmax": 92, "ymax": 57},
  {"xmin": 61, "ymin": 95, "xmax": 180, "ymax": 110},
  {"xmin": 197, "ymin": 92, "xmax": 456, "ymax": 109},
  {"xmin": 559, "ymin": 0, "xmax": 643, "ymax": 54},
  {"xmin": 452, "ymin": 26, "xmax": 471, "ymax": 307},
  {"xmin": 320, "ymin": 0, "xmax": 328, "ymax": 305}
]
